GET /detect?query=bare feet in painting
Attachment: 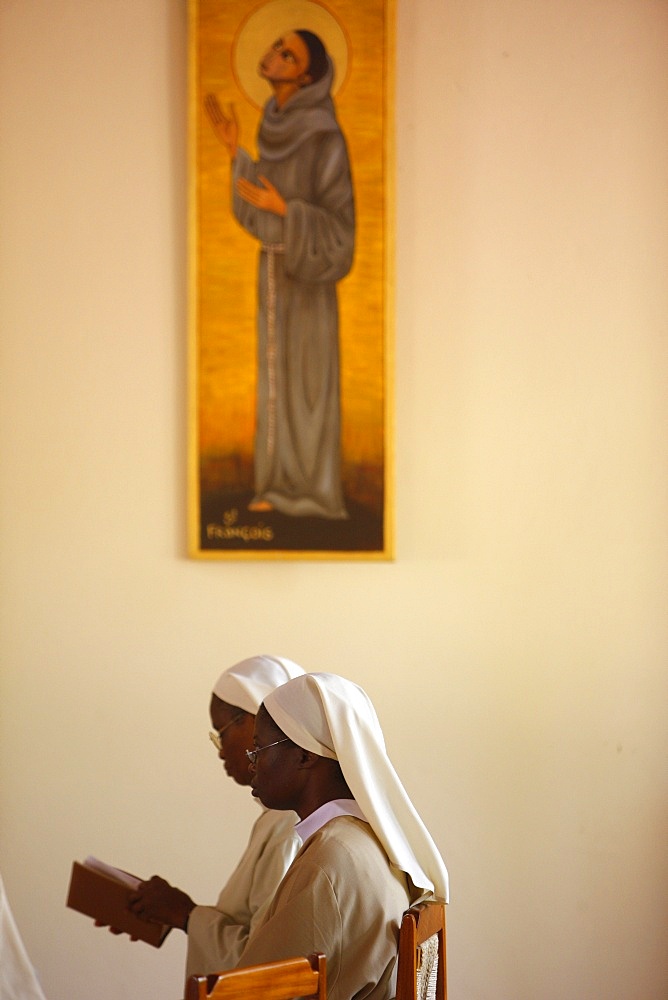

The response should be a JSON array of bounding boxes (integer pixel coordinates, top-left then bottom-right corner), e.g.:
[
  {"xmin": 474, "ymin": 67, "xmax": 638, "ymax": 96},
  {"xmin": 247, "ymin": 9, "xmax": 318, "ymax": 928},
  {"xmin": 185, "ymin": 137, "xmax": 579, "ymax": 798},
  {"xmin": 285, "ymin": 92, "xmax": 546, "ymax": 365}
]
[{"xmin": 248, "ymin": 499, "xmax": 274, "ymax": 512}]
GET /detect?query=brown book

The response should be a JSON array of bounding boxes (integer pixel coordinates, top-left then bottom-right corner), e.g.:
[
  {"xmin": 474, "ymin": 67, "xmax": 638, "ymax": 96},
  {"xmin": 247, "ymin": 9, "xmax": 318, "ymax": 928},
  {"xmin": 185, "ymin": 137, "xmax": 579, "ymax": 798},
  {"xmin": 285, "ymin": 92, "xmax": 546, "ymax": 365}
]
[{"xmin": 66, "ymin": 858, "xmax": 171, "ymax": 948}]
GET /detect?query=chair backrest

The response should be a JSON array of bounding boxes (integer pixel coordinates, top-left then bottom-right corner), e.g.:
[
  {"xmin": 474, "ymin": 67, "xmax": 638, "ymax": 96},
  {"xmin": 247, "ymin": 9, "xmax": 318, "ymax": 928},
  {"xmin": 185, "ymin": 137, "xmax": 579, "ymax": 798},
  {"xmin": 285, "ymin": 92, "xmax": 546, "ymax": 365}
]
[
  {"xmin": 185, "ymin": 953, "xmax": 326, "ymax": 1000},
  {"xmin": 396, "ymin": 900, "xmax": 447, "ymax": 1000}
]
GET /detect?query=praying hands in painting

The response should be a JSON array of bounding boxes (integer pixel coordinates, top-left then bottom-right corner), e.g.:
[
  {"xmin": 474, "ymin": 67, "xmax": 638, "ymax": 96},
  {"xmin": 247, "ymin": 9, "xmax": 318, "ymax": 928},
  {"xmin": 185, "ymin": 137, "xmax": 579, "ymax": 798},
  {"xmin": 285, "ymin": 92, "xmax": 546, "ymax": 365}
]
[{"xmin": 204, "ymin": 94, "xmax": 286, "ymax": 216}]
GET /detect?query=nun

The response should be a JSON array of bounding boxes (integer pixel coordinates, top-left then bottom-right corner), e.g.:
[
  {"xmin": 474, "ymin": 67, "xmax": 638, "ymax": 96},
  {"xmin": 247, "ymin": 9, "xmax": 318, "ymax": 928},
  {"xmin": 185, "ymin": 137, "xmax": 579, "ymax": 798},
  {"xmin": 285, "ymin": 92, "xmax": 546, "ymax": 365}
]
[
  {"xmin": 237, "ymin": 672, "xmax": 449, "ymax": 1000},
  {"xmin": 126, "ymin": 655, "xmax": 305, "ymax": 981}
]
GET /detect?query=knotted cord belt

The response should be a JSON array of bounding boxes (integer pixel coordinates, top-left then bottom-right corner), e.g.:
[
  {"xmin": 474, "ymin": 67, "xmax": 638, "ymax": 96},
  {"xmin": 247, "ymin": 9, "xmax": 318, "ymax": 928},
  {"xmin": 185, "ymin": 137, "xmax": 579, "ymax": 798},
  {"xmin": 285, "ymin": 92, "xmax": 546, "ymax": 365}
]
[{"xmin": 261, "ymin": 242, "xmax": 285, "ymax": 460}]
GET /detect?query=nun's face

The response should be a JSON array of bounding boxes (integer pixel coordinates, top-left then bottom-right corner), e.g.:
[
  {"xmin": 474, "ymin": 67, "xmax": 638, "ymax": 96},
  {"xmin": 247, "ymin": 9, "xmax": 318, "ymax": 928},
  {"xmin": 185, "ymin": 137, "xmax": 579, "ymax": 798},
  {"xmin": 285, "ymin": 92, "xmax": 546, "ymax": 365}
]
[
  {"xmin": 209, "ymin": 695, "xmax": 255, "ymax": 786},
  {"xmin": 248, "ymin": 706, "xmax": 303, "ymax": 811}
]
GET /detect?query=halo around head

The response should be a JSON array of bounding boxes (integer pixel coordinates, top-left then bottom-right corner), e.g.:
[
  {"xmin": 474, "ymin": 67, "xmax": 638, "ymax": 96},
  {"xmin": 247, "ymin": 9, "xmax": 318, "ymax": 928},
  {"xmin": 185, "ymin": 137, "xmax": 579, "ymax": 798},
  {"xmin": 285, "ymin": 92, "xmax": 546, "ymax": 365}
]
[{"xmin": 233, "ymin": 0, "xmax": 350, "ymax": 108}]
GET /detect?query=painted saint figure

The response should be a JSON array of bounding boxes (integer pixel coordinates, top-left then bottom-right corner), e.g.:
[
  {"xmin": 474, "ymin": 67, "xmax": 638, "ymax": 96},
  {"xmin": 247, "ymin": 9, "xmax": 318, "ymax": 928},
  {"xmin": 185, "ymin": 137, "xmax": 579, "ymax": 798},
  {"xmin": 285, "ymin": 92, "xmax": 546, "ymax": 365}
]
[{"xmin": 206, "ymin": 30, "xmax": 355, "ymax": 519}]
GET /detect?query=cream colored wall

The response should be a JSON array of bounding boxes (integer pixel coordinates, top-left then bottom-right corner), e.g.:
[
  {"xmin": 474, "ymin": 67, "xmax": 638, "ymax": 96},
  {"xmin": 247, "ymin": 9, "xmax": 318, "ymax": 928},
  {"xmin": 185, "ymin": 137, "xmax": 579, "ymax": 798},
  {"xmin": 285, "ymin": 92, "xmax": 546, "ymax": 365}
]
[{"xmin": 1, "ymin": 1, "xmax": 666, "ymax": 998}]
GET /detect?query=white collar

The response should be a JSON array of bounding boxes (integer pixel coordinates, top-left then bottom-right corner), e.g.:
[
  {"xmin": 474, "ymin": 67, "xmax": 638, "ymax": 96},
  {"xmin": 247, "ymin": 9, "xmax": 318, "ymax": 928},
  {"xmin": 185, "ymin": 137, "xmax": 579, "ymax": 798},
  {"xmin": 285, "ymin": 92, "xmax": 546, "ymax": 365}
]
[{"xmin": 295, "ymin": 798, "xmax": 367, "ymax": 845}]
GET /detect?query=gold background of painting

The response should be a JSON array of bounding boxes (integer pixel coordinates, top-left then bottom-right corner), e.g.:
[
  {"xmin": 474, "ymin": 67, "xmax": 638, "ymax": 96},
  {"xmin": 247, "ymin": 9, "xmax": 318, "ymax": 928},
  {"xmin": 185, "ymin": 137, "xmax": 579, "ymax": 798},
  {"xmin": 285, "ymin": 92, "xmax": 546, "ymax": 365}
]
[{"xmin": 189, "ymin": 0, "xmax": 392, "ymax": 535}]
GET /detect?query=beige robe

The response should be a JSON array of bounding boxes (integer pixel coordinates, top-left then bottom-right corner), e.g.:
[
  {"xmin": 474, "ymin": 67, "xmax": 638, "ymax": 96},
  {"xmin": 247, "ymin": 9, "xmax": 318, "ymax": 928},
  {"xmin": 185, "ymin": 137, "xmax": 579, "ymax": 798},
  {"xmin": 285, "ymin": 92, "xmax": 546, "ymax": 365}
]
[
  {"xmin": 185, "ymin": 808, "xmax": 300, "ymax": 979},
  {"xmin": 236, "ymin": 816, "xmax": 413, "ymax": 1000}
]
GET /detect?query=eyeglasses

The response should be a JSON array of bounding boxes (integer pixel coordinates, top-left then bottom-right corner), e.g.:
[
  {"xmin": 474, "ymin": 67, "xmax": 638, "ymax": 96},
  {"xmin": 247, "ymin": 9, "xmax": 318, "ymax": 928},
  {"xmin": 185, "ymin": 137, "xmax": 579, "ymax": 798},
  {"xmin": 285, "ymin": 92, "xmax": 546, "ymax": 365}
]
[
  {"xmin": 209, "ymin": 715, "xmax": 242, "ymax": 752},
  {"xmin": 245, "ymin": 738, "xmax": 289, "ymax": 766}
]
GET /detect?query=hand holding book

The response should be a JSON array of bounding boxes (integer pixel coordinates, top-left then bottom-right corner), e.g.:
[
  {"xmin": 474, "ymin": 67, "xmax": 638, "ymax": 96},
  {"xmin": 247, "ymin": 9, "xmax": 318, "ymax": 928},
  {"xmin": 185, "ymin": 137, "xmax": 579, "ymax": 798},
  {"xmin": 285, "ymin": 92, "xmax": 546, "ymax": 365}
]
[
  {"xmin": 127, "ymin": 875, "xmax": 196, "ymax": 931},
  {"xmin": 66, "ymin": 857, "xmax": 172, "ymax": 947}
]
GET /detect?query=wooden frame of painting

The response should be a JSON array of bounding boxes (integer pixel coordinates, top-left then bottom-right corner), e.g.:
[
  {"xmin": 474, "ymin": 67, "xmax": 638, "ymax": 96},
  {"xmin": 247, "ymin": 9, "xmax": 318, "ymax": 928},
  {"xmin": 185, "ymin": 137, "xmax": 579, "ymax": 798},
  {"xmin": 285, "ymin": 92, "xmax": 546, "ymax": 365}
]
[{"xmin": 188, "ymin": 0, "xmax": 394, "ymax": 559}]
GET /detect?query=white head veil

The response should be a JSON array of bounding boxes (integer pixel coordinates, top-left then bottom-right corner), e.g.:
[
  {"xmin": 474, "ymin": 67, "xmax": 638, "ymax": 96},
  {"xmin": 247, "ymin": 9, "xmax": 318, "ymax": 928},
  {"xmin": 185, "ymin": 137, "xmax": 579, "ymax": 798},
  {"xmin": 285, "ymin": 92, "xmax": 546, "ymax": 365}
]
[
  {"xmin": 212, "ymin": 655, "xmax": 305, "ymax": 715},
  {"xmin": 263, "ymin": 672, "xmax": 449, "ymax": 902}
]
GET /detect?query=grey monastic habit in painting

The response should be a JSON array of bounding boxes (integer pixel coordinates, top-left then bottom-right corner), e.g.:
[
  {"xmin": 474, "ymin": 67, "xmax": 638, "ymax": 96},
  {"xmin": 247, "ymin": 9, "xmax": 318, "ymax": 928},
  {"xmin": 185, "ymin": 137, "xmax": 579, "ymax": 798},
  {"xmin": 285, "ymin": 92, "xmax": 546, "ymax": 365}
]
[{"xmin": 232, "ymin": 57, "xmax": 355, "ymax": 519}]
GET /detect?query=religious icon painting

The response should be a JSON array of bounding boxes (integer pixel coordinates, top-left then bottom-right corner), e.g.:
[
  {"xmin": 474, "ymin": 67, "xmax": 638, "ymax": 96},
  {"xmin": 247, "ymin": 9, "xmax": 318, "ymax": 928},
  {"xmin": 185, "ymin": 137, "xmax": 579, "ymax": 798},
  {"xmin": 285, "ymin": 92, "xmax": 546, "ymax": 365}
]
[{"xmin": 188, "ymin": 0, "xmax": 394, "ymax": 559}]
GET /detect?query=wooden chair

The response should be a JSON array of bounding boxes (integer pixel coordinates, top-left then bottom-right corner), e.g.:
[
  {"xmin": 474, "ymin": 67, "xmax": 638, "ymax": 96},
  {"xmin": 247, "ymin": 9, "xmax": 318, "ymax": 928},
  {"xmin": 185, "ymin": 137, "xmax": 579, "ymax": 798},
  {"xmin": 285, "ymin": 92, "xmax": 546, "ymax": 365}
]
[
  {"xmin": 185, "ymin": 953, "xmax": 326, "ymax": 1000},
  {"xmin": 396, "ymin": 900, "xmax": 447, "ymax": 1000}
]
